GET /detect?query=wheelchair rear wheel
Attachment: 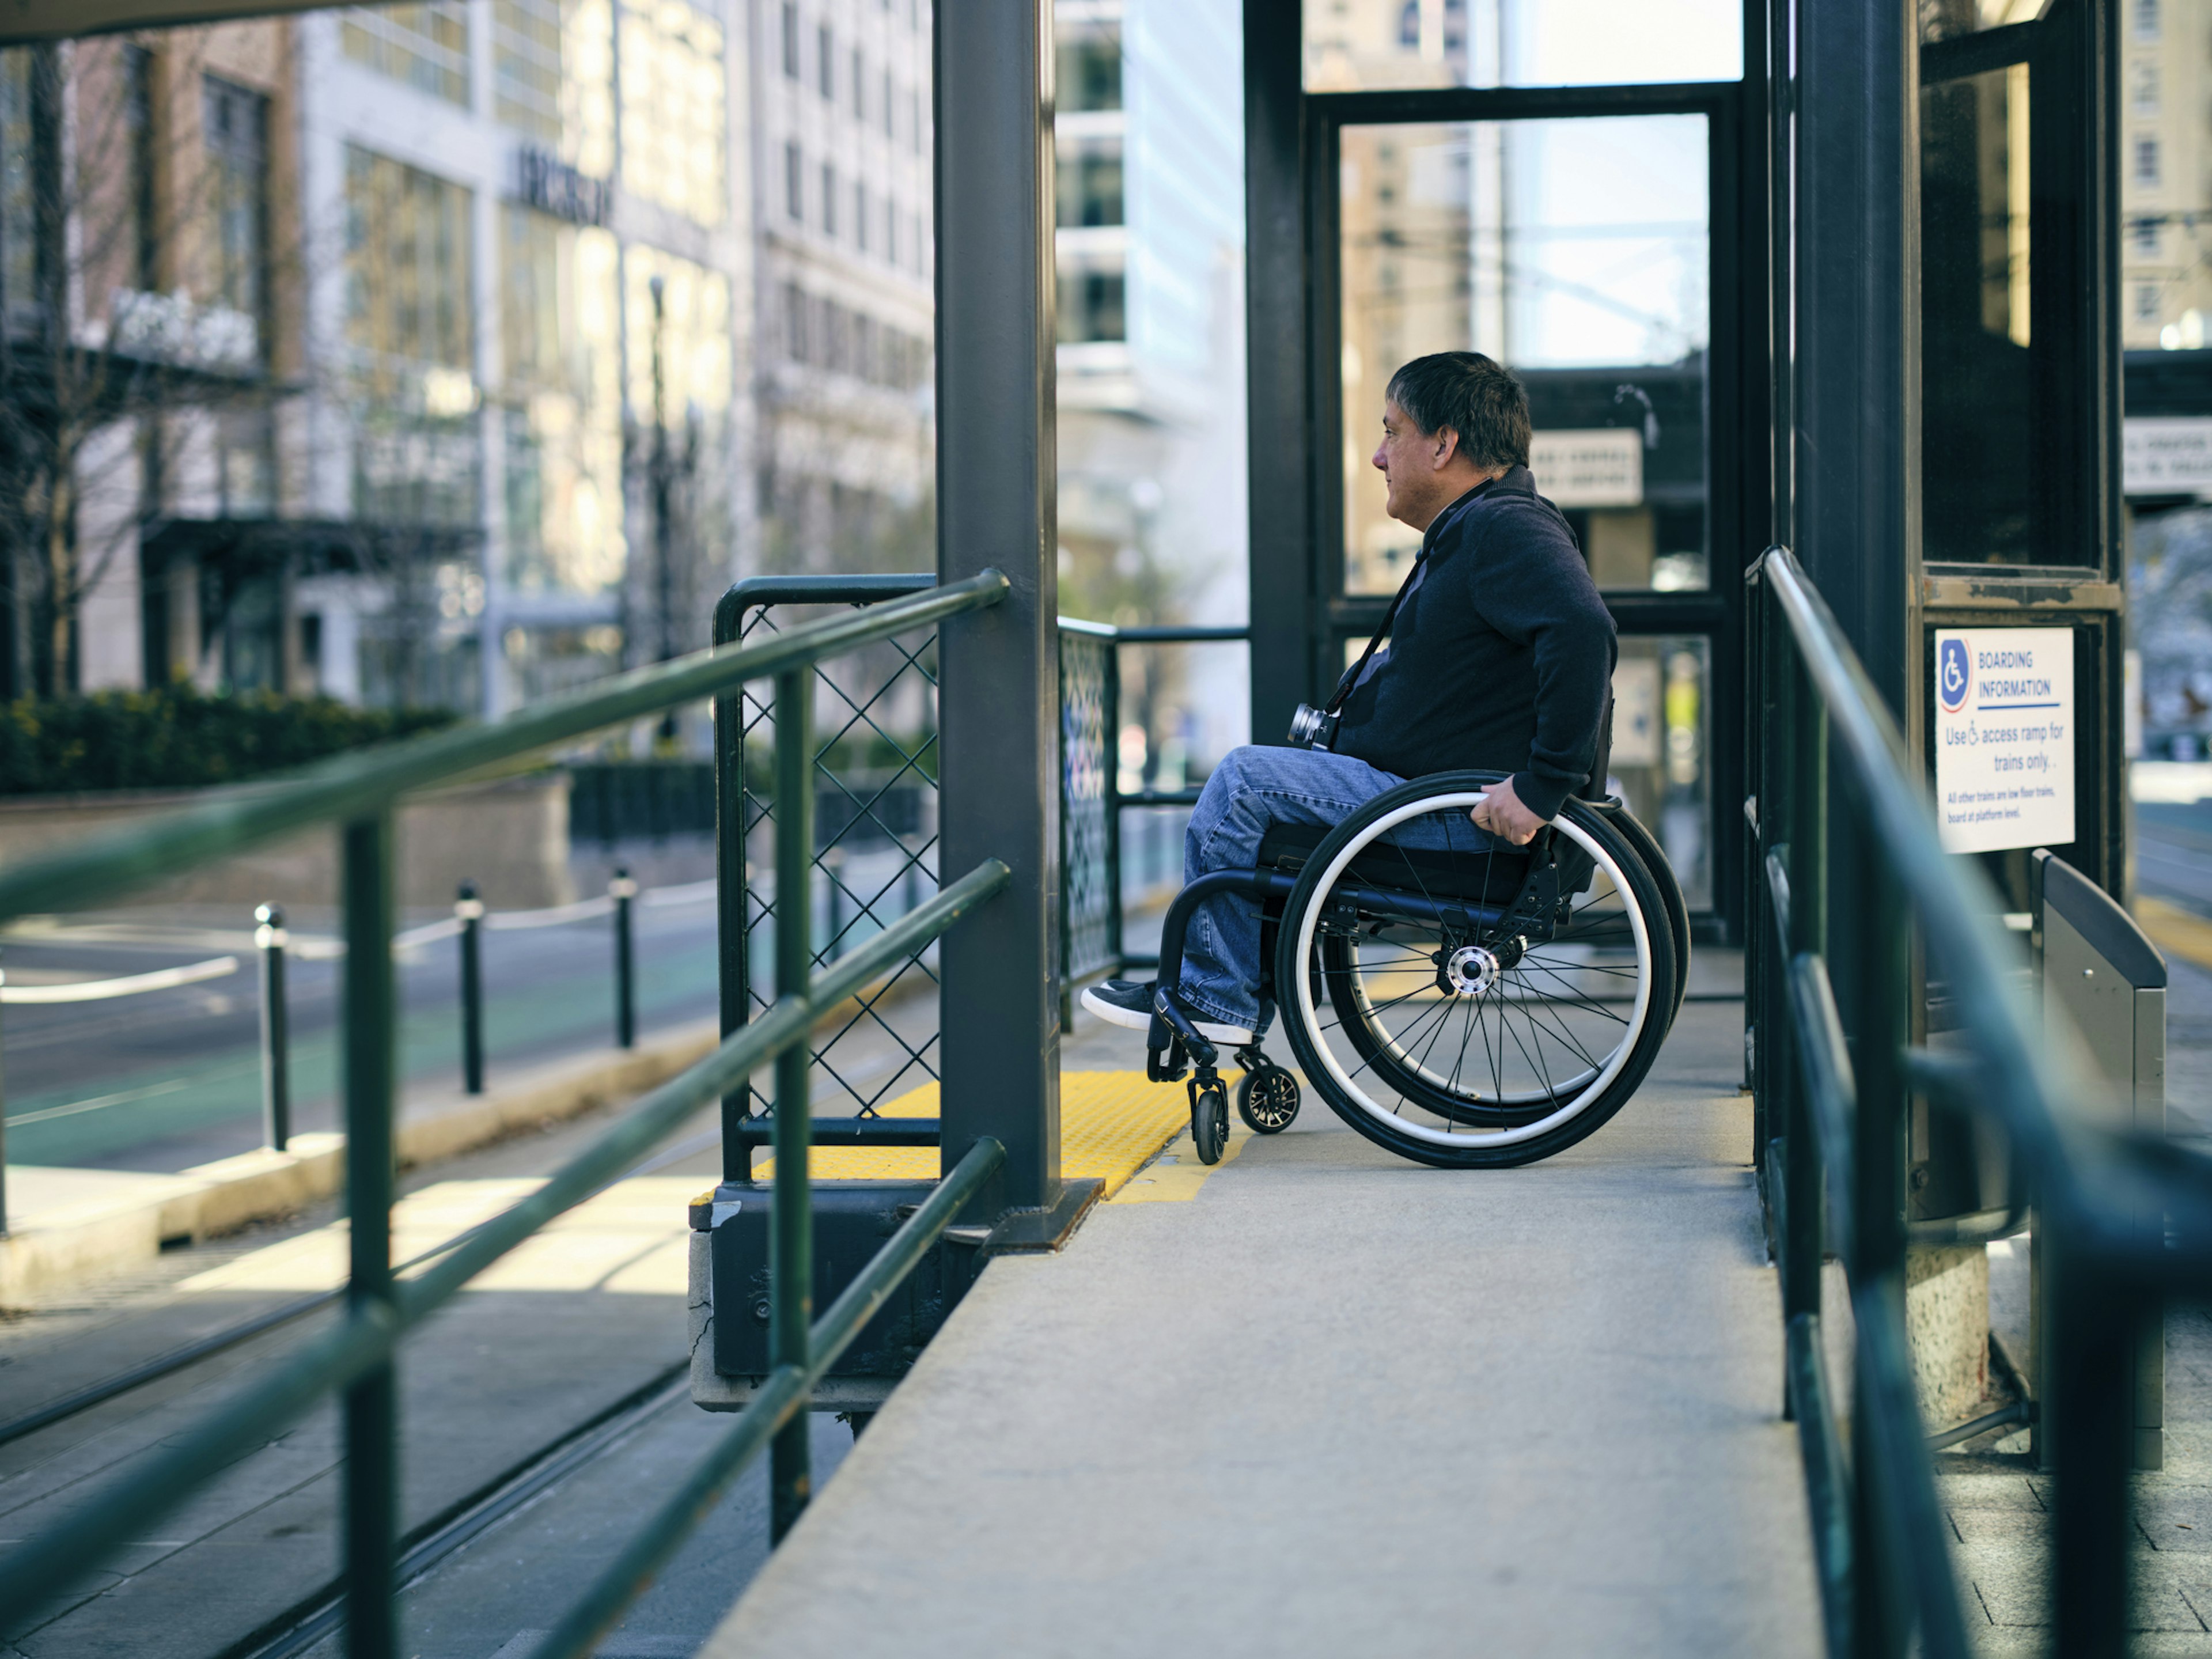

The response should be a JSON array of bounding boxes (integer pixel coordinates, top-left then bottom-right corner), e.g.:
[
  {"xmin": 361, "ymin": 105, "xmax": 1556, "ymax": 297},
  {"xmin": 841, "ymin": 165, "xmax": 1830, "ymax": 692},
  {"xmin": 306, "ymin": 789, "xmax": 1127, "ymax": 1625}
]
[{"xmin": 1273, "ymin": 773, "xmax": 1678, "ymax": 1169}]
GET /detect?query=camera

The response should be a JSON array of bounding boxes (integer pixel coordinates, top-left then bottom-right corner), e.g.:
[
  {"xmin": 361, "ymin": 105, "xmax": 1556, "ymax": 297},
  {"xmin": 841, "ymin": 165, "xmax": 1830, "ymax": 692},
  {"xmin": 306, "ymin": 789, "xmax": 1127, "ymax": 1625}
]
[{"xmin": 1287, "ymin": 702, "xmax": 1340, "ymax": 751}]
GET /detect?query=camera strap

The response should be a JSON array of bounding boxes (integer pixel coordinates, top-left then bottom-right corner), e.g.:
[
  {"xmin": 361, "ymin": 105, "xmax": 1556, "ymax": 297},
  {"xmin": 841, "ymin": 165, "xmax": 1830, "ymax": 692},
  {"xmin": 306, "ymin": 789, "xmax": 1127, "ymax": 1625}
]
[{"xmin": 1321, "ymin": 553, "xmax": 1423, "ymax": 717}]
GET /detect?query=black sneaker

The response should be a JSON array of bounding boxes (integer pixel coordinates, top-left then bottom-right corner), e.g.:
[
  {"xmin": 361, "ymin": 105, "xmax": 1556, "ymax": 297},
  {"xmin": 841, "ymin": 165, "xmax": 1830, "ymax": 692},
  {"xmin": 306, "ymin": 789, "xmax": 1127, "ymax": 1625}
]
[{"xmin": 1079, "ymin": 979, "xmax": 1254, "ymax": 1046}]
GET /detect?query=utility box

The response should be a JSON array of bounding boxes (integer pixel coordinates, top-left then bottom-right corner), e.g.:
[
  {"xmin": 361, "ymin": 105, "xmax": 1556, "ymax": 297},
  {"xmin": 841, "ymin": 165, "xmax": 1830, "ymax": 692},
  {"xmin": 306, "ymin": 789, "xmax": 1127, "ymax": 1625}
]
[
  {"xmin": 2033, "ymin": 849, "xmax": 2168, "ymax": 1469},
  {"xmin": 687, "ymin": 1179, "xmax": 981, "ymax": 1413}
]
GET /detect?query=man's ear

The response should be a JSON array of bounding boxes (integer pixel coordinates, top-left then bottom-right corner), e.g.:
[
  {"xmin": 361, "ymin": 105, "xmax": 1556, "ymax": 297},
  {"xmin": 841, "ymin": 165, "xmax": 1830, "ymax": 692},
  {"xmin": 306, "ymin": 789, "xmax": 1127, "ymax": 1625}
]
[{"xmin": 1431, "ymin": 426, "xmax": 1460, "ymax": 469}]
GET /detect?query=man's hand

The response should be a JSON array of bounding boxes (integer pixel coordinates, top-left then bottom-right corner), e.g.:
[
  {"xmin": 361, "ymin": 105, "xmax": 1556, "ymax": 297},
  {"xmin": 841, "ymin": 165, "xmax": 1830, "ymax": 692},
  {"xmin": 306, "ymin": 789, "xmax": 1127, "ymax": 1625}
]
[{"xmin": 1469, "ymin": 776, "xmax": 1547, "ymax": 846}]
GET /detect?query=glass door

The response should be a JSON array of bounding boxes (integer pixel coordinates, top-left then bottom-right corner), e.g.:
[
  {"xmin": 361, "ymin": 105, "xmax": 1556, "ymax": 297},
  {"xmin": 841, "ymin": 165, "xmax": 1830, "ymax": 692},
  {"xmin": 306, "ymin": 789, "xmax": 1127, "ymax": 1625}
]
[{"xmin": 1315, "ymin": 96, "xmax": 1741, "ymax": 920}]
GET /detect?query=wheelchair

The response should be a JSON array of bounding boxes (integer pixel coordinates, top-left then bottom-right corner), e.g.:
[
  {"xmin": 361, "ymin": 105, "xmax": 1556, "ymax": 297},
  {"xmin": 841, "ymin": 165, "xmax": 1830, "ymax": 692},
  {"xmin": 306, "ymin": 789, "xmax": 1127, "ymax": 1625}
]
[{"xmin": 1139, "ymin": 770, "xmax": 1690, "ymax": 1171}]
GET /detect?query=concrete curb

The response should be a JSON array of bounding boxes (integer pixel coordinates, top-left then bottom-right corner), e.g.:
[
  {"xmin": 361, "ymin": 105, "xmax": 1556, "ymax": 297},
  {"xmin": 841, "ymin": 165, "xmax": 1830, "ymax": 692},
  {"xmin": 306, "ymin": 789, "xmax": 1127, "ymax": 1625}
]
[{"xmin": 0, "ymin": 1018, "xmax": 721, "ymax": 1310}]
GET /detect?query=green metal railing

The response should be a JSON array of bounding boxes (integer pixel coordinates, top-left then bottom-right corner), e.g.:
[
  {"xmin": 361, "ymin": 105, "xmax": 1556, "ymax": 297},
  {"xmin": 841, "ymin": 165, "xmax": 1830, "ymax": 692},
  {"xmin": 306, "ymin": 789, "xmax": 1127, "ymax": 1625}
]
[
  {"xmin": 1747, "ymin": 546, "xmax": 2212, "ymax": 1654},
  {"xmin": 0, "ymin": 571, "xmax": 1015, "ymax": 1658}
]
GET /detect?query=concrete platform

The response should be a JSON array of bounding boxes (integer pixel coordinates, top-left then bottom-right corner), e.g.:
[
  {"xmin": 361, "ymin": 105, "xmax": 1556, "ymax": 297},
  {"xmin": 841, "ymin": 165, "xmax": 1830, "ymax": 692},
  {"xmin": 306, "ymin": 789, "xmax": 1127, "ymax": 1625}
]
[
  {"xmin": 702, "ymin": 999, "xmax": 1824, "ymax": 1657},
  {"xmin": 0, "ymin": 1018, "xmax": 721, "ymax": 1309}
]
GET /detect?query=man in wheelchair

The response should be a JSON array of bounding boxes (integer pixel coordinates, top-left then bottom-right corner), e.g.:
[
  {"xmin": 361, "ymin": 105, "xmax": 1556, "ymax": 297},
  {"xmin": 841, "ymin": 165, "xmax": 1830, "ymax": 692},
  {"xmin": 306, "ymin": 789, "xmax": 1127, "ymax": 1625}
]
[{"xmin": 1081, "ymin": 350, "xmax": 1618, "ymax": 1059}]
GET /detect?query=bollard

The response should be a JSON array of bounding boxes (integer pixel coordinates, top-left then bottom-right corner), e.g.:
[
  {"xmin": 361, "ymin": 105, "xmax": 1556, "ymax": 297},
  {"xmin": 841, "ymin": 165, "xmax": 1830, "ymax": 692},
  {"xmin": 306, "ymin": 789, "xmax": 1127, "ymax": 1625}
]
[
  {"xmin": 611, "ymin": 866, "xmax": 638, "ymax": 1049},
  {"xmin": 255, "ymin": 903, "xmax": 291, "ymax": 1150},
  {"xmin": 456, "ymin": 881, "xmax": 485, "ymax": 1094}
]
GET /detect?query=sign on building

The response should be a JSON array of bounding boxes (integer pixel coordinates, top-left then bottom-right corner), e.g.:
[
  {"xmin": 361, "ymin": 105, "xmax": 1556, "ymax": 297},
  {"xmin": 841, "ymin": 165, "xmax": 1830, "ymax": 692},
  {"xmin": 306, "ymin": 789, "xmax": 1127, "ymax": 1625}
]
[
  {"xmin": 518, "ymin": 146, "xmax": 613, "ymax": 228},
  {"xmin": 1933, "ymin": 627, "xmax": 2075, "ymax": 854},
  {"xmin": 2123, "ymin": 417, "xmax": 2212, "ymax": 497},
  {"xmin": 1528, "ymin": 428, "xmax": 1642, "ymax": 509}
]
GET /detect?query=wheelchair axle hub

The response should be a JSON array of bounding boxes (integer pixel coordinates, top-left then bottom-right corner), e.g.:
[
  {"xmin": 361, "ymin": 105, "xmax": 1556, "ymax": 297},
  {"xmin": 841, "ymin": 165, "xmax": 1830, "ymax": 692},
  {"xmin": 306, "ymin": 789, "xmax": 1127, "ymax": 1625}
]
[{"xmin": 1438, "ymin": 941, "xmax": 1513, "ymax": 997}]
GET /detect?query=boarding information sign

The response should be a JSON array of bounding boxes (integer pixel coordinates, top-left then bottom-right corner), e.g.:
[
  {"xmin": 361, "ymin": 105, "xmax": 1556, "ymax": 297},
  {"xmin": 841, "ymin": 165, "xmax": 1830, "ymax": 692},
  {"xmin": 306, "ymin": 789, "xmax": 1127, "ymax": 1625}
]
[{"xmin": 1933, "ymin": 628, "xmax": 2075, "ymax": 854}]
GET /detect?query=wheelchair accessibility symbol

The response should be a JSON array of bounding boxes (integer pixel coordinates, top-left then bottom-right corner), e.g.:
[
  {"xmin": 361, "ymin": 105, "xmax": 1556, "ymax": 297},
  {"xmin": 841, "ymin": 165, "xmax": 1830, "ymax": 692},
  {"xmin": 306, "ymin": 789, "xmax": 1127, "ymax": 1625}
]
[{"xmin": 1938, "ymin": 637, "xmax": 1972, "ymax": 715}]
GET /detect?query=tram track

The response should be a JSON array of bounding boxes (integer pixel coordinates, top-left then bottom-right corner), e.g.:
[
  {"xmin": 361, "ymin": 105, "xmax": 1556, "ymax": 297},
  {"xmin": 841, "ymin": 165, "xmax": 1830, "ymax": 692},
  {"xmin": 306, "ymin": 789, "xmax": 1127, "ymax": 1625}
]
[
  {"xmin": 0, "ymin": 1125, "xmax": 723, "ymax": 1452},
  {"xmin": 215, "ymin": 1363, "xmax": 693, "ymax": 1659}
]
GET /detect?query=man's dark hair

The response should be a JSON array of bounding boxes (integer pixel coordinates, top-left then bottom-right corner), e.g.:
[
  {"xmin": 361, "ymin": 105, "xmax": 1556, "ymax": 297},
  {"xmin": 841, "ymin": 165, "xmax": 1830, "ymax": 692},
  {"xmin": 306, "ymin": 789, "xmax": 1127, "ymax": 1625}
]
[{"xmin": 1385, "ymin": 351, "xmax": 1531, "ymax": 471}]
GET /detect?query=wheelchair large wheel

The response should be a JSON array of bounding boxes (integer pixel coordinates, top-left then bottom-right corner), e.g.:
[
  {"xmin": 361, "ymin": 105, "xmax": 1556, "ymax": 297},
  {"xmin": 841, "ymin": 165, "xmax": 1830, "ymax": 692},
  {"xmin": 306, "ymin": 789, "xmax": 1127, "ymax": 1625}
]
[
  {"xmin": 1273, "ymin": 772, "xmax": 1678, "ymax": 1169},
  {"xmin": 1605, "ymin": 803, "xmax": 1690, "ymax": 1028}
]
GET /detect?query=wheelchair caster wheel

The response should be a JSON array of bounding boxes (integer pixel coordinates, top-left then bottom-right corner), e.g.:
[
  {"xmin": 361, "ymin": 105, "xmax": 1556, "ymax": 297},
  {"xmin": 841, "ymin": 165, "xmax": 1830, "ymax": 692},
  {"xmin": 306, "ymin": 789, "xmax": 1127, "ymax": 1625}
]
[
  {"xmin": 1236, "ymin": 1065, "xmax": 1300, "ymax": 1134},
  {"xmin": 1189, "ymin": 1077, "xmax": 1229, "ymax": 1165}
]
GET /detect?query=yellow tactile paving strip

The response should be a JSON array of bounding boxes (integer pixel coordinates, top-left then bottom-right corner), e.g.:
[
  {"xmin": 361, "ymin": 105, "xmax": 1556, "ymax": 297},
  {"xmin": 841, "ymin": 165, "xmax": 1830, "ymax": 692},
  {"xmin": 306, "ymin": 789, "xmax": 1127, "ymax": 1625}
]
[
  {"xmin": 2138, "ymin": 895, "xmax": 2212, "ymax": 975},
  {"xmin": 749, "ymin": 1071, "xmax": 1187, "ymax": 1198}
]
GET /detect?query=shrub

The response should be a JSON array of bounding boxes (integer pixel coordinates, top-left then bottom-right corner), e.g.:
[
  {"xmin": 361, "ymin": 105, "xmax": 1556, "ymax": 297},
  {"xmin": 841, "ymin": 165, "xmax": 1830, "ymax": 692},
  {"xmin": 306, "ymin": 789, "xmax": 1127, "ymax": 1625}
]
[{"xmin": 0, "ymin": 687, "xmax": 458, "ymax": 795}]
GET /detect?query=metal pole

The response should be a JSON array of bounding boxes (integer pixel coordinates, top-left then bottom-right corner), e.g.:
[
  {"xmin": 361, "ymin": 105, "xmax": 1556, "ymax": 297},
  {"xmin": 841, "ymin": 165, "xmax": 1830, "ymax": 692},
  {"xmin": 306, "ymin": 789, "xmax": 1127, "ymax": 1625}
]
[
  {"xmin": 712, "ymin": 593, "xmax": 752, "ymax": 1183},
  {"xmin": 256, "ymin": 903, "xmax": 291, "ymax": 1148},
  {"xmin": 769, "ymin": 669, "xmax": 814, "ymax": 1541},
  {"xmin": 1105, "ymin": 642, "xmax": 1124, "ymax": 973},
  {"xmin": 1, "ymin": 945, "xmax": 10, "ymax": 1237},
  {"xmin": 340, "ymin": 813, "xmax": 398, "ymax": 1659},
  {"xmin": 934, "ymin": 0, "xmax": 1060, "ymax": 1222},
  {"xmin": 612, "ymin": 866, "xmax": 638, "ymax": 1050},
  {"xmin": 456, "ymin": 883, "xmax": 483, "ymax": 1095},
  {"xmin": 1782, "ymin": 653, "xmax": 1827, "ymax": 1338}
]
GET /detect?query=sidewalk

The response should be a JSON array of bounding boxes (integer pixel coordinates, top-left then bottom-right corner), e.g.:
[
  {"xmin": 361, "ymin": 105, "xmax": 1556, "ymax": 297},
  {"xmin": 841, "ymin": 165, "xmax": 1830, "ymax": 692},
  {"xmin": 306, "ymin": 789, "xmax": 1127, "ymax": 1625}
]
[
  {"xmin": 703, "ymin": 997, "xmax": 1823, "ymax": 1657},
  {"xmin": 0, "ymin": 1019, "xmax": 719, "ymax": 1308}
]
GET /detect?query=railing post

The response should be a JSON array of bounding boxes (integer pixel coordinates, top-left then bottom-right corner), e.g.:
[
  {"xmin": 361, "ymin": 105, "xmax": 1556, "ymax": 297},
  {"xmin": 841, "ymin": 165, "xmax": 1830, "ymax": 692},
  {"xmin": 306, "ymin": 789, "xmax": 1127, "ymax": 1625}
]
[
  {"xmin": 2050, "ymin": 1220, "xmax": 2137, "ymax": 1649},
  {"xmin": 713, "ymin": 593, "xmax": 753, "ymax": 1184},
  {"xmin": 456, "ymin": 883, "xmax": 484, "ymax": 1096},
  {"xmin": 1838, "ymin": 818, "xmax": 1910, "ymax": 1659},
  {"xmin": 769, "ymin": 668, "xmax": 815, "ymax": 1541},
  {"xmin": 341, "ymin": 813, "xmax": 399, "ymax": 1659},
  {"xmin": 934, "ymin": 0, "xmax": 1060, "ymax": 1225},
  {"xmin": 611, "ymin": 865, "xmax": 638, "ymax": 1050},
  {"xmin": 1783, "ymin": 649, "xmax": 1828, "ymax": 1329},
  {"xmin": 255, "ymin": 903, "xmax": 291, "ymax": 1150},
  {"xmin": 1105, "ymin": 639, "xmax": 1125, "ymax": 974}
]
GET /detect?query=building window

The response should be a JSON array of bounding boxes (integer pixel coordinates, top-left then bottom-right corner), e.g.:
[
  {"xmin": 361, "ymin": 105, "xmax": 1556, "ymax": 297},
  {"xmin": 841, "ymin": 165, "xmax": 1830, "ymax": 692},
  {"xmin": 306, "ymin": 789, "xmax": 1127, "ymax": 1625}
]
[
  {"xmin": 818, "ymin": 22, "xmax": 834, "ymax": 97},
  {"xmin": 492, "ymin": 0, "xmax": 560, "ymax": 142},
  {"xmin": 2135, "ymin": 216, "xmax": 2162, "ymax": 257},
  {"xmin": 855, "ymin": 181, "xmax": 869, "ymax": 251},
  {"xmin": 0, "ymin": 51, "xmax": 35, "ymax": 317},
  {"xmin": 2134, "ymin": 0, "xmax": 2159, "ymax": 38},
  {"xmin": 882, "ymin": 67, "xmax": 893, "ymax": 136},
  {"xmin": 2137, "ymin": 136, "xmax": 2161, "ymax": 186},
  {"xmin": 203, "ymin": 76, "xmax": 270, "ymax": 352},
  {"xmin": 908, "ymin": 88, "xmax": 922, "ymax": 151},
  {"xmin": 783, "ymin": 279, "xmax": 808, "ymax": 361},
  {"xmin": 124, "ymin": 46, "xmax": 156, "ymax": 291},
  {"xmin": 885, "ymin": 197, "xmax": 897, "ymax": 264},
  {"xmin": 782, "ymin": 1, "xmax": 800, "ymax": 77},
  {"xmin": 346, "ymin": 145, "xmax": 474, "ymax": 372},
  {"xmin": 1057, "ymin": 24, "xmax": 1119, "ymax": 113},
  {"xmin": 342, "ymin": 3, "xmax": 471, "ymax": 105},
  {"xmin": 1057, "ymin": 267, "xmax": 1124, "ymax": 343},
  {"xmin": 785, "ymin": 141, "xmax": 804, "ymax": 219},
  {"xmin": 620, "ymin": 0, "xmax": 726, "ymax": 226},
  {"xmin": 1056, "ymin": 142, "xmax": 1122, "ymax": 228},
  {"xmin": 851, "ymin": 47, "xmax": 865, "ymax": 119},
  {"xmin": 821, "ymin": 160, "xmax": 837, "ymax": 235},
  {"xmin": 2130, "ymin": 58, "xmax": 2160, "ymax": 114},
  {"xmin": 1397, "ymin": 0, "xmax": 1419, "ymax": 48},
  {"xmin": 2138, "ymin": 283, "xmax": 2161, "ymax": 323}
]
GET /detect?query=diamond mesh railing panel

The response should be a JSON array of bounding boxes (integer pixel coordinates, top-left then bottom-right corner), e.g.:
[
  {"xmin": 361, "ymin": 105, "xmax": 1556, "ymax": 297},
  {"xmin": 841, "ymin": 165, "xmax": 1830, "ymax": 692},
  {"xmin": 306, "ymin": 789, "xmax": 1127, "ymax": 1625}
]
[
  {"xmin": 1059, "ymin": 627, "xmax": 1118, "ymax": 990},
  {"xmin": 736, "ymin": 603, "xmax": 942, "ymax": 1117}
]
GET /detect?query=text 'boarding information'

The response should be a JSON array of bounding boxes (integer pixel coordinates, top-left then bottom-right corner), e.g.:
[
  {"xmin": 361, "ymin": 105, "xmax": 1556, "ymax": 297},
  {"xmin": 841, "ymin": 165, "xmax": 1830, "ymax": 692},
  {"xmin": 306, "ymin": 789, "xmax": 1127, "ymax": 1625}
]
[{"xmin": 1933, "ymin": 628, "xmax": 2075, "ymax": 855}]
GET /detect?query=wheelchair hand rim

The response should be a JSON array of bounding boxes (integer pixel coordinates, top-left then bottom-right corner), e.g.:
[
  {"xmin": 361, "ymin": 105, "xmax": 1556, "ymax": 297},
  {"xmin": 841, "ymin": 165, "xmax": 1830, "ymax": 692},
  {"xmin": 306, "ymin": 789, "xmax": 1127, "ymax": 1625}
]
[{"xmin": 1289, "ymin": 791, "xmax": 1654, "ymax": 1149}]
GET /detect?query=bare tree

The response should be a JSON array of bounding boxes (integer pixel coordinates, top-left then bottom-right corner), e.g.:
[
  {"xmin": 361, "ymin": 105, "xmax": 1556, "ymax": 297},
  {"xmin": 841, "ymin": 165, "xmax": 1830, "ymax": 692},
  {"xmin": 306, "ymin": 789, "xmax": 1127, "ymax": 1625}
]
[{"xmin": 0, "ymin": 25, "xmax": 308, "ymax": 697}]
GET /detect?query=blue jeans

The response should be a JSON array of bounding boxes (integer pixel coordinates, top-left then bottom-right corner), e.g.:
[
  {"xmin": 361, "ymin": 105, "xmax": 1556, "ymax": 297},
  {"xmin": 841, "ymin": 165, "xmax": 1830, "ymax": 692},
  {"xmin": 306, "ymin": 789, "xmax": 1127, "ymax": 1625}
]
[{"xmin": 1173, "ymin": 745, "xmax": 1501, "ymax": 1033}]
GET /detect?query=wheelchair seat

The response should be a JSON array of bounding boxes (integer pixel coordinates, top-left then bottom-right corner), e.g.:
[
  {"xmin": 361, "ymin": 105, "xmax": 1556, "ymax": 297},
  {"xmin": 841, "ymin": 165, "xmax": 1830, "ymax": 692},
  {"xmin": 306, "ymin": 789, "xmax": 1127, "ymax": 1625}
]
[{"xmin": 1254, "ymin": 821, "xmax": 1535, "ymax": 907}]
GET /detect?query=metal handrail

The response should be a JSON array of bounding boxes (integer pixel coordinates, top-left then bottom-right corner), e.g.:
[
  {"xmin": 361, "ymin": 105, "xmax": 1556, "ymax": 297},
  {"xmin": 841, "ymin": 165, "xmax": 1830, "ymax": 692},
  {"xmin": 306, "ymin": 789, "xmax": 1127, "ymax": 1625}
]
[
  {"xmin": 0, "ymin": 571, "xmax": 1010, "ymax": 926},
  {"xmin": 0, "ymin": 570, "xmax": 1014, "ymax": 1657},
  {"xmin": 1748, "ymin": 544, "xmax": 2211, "ymax": 1653}
]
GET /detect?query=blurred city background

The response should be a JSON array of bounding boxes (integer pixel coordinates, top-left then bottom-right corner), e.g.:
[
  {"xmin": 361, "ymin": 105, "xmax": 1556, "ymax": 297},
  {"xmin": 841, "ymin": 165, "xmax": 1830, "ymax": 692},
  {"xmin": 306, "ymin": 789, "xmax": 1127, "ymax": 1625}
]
[{"xmin": 3, "ymin": 0, "xmax": 2212, "ymax": 1160}]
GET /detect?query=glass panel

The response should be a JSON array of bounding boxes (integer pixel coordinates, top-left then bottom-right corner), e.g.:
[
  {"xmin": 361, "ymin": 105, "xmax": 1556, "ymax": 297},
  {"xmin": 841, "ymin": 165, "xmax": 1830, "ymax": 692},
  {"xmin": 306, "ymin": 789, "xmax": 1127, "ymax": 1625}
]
[
  {"xmin": 1338, "ymin": 116, "xmax": 1710, "ymax": 593},
  {"xmin": 1609, "ymin": 635, "xmax": 1712, "ymax": 910},
  {"xmin": 1305, "ymin": 0, "xmax": 1740, "ymax": 93},
  {"xmin": 1919, "ymin": 60, "xmax": 2039, "ymax": 563}
]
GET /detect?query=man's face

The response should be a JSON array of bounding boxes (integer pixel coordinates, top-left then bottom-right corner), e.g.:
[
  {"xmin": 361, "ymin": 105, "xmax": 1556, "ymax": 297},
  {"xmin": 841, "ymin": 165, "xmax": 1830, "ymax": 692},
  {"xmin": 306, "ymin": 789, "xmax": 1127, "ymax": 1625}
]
[{"xmin": 1372, "ymin": 397, "xmax": 1447, "ymax": 527}]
